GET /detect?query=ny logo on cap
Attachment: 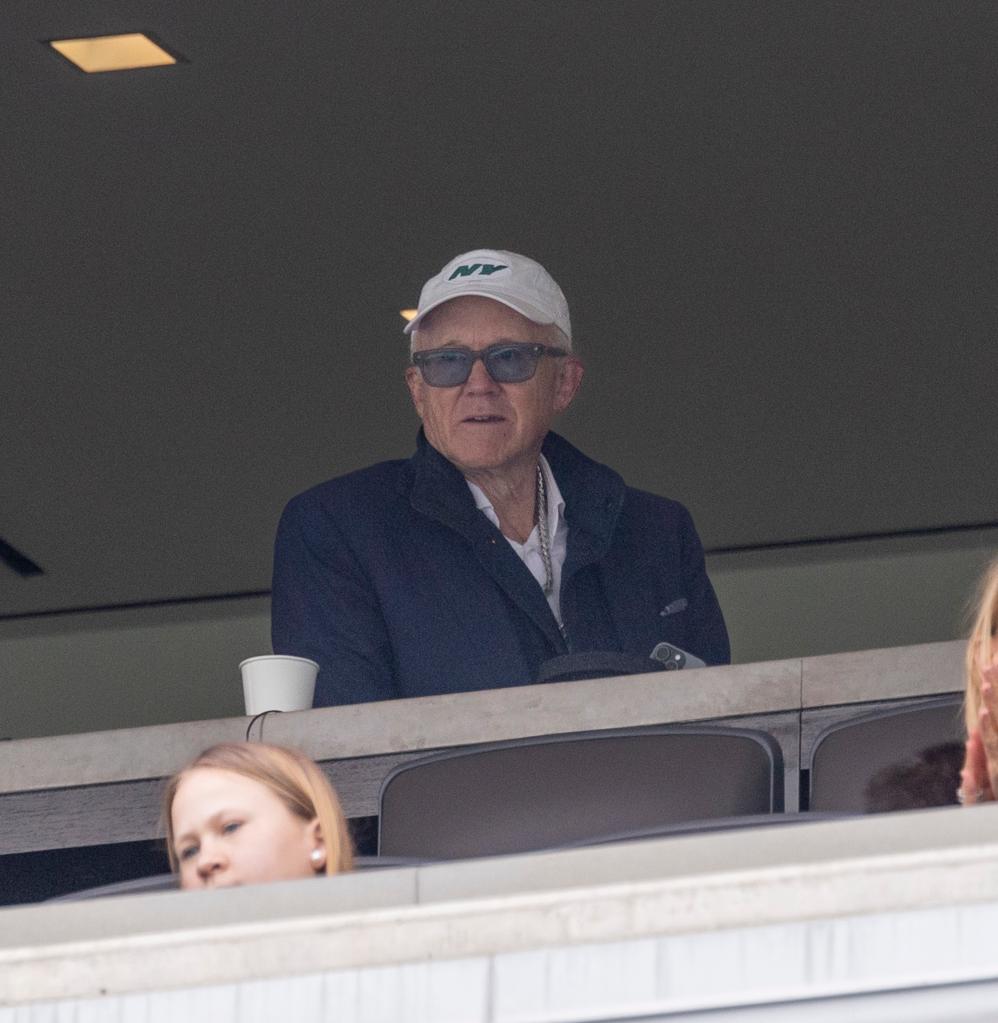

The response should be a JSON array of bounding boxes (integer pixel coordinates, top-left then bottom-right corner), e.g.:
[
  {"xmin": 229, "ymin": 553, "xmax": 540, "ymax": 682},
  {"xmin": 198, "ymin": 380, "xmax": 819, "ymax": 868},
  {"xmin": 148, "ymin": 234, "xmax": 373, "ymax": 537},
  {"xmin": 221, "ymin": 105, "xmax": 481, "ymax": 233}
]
[{"xmin": 448, "ymin": 263, "xmax": 508, "ymax": 281}]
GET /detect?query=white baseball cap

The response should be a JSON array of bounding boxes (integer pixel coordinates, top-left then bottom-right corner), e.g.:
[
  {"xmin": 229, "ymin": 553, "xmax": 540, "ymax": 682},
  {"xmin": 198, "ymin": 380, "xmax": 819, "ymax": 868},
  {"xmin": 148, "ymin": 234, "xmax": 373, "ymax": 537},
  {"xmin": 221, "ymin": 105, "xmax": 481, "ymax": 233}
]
[{"xmin": 404, "ymin": 248, "xmax": 572, "ymax": 342}]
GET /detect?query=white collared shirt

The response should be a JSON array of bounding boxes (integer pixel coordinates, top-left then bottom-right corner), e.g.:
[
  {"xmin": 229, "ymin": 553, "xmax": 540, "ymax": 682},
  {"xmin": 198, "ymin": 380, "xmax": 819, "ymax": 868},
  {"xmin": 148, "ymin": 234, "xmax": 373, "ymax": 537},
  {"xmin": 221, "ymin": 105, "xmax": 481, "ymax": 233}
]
[{"xmin": 466, "ymin": 455, "xmax": 568, "ymax": 626}]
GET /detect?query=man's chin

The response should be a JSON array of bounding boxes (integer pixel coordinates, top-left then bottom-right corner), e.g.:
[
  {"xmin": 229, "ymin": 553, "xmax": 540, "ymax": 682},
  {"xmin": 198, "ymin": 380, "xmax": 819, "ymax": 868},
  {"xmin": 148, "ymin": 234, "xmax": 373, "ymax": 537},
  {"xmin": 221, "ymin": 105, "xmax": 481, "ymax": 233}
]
[
  {"xmin": 425, "ymin": 429, "xmax": 542, "ymax": 480},
  {"xmin": 444, "ymin": 445, "xmax": 510, "ymax": 475}
]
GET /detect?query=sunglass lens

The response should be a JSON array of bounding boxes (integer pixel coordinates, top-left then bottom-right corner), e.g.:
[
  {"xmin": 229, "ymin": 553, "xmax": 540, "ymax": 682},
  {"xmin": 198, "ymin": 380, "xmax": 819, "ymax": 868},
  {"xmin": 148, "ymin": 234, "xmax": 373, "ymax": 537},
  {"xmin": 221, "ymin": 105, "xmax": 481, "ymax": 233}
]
[
  {"xmin": 485, "ymin": 345, "xmax": 538, "ymax": 383},
  {"xmin": 416, "ymin": 344, "xmax": 543, "ymax": 386},
  {"xmin": 420, "ymin": 350, "xmax": 472, "ymax": 386}
]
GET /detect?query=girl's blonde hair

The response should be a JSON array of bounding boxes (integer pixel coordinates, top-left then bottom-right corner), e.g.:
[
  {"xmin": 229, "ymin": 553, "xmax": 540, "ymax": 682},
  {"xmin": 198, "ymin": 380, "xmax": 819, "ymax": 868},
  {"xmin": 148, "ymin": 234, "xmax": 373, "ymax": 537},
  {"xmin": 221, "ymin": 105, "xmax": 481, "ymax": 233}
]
[
  {"xmin": 964, "ymin": 556, "xmax": 998, "ymax": 735},
  {"xmin": 163, "ymin": 742, "xmax": 353, "ymax": 875}
]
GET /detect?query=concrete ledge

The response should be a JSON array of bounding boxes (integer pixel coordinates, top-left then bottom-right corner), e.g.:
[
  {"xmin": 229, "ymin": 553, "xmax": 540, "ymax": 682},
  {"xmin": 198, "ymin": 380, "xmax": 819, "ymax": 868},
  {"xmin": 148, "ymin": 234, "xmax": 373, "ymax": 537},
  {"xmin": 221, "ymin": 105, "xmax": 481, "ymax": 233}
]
[
  {"xmin": 0, "ymin": 640, "xmax": 962, "ymax": 796},
  {"xmin": 801, "ymin": 639, "xmax": 964, "ymax": 707}
]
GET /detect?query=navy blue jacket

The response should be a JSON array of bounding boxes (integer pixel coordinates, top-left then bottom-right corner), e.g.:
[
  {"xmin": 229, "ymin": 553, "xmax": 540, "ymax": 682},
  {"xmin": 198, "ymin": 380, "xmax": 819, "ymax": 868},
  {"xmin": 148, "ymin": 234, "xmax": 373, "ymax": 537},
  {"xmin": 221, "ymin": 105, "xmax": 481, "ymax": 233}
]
[{"xmin": 271, "ymin": 431, "xmax": 729, "ymax": 706}]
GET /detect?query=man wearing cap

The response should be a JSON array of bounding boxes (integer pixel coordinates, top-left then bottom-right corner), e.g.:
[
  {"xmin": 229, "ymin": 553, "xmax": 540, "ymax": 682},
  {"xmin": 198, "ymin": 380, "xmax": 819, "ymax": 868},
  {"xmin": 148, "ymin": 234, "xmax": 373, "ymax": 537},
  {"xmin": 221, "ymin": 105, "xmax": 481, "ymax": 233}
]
[{"xmin": 271, "ymin": 249, "xmax": 729, "ymax": 706}]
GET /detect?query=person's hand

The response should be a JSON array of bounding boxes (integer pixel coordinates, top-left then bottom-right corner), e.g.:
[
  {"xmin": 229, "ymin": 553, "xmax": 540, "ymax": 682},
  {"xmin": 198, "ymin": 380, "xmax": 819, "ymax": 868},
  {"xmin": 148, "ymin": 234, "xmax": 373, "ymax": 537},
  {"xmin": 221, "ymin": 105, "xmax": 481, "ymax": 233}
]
[
  {"xmin": 978, "ymin": 648, "xmax": 998, "ymax": 796},
  {"xmin": 961, "ymin": 729, "xmax": 995, "ymax": 805},
  {"xmin": 961, "ymin": 647, "xmax": 998, "ymax": 805}
]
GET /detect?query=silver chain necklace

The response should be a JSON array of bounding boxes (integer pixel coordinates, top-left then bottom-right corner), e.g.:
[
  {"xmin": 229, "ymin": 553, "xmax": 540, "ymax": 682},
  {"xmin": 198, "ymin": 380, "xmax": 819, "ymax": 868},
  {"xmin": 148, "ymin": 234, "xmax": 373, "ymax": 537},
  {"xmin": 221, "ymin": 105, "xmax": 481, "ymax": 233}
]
[{"xmin": 536, "ymin": 462, "xmax": 554, "ymax": 595}]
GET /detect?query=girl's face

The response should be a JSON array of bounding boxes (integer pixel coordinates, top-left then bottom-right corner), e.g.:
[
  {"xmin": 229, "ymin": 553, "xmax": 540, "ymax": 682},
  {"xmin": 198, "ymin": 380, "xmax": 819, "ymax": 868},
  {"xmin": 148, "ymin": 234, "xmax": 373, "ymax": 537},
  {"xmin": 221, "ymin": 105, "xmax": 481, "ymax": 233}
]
[{"xmin": 171, "ymin": 767, "xmax": 323, "ymax": 890}]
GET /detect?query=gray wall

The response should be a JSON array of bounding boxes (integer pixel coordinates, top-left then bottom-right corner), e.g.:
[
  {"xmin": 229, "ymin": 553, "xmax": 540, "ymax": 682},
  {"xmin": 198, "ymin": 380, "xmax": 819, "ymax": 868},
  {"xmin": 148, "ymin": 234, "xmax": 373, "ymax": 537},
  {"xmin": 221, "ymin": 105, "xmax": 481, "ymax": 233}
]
[{"xmin": 2, "ymin": 2, "xmax": 997, "ymax": 742}]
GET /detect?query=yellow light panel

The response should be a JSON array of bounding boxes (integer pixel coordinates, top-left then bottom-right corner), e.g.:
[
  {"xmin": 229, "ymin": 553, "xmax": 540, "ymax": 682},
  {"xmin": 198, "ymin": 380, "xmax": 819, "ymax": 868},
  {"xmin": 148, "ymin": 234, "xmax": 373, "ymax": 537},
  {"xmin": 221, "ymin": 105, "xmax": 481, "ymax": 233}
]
[
  {"xmin": 400, "ymin": 309, "xmax": 418, "ymax": 322},
  {"xmin": 50, "ymin": 33, "xmax": 177, "ymax": 73}
]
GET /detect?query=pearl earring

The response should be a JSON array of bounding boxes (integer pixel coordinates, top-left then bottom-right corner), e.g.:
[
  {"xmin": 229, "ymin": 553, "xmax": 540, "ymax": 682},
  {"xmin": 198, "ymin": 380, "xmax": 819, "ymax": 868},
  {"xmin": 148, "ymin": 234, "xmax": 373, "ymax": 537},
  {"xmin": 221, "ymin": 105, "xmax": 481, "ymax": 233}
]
[{"xmin": 310, "ymin": 848, "xmax": 324, "ymax": 866}]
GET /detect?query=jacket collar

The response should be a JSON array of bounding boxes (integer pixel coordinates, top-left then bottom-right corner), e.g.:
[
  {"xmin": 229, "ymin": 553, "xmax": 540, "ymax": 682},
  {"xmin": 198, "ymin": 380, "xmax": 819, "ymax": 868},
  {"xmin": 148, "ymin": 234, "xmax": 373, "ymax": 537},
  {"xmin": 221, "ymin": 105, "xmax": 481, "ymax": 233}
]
[
  {"xmin": 402, "ymin": 429, "xmax": 627, "ymax": 653},
  {"xmin": 403, "ymin": 429, "xmax": 483, "ymax": 535},
  {"xmin": 404, "ymin": 429, "xmax": 626, "ymax": 556},
  {"xmin": 540, "ymin": 431, "xmax": 626, "ymax": 559}
]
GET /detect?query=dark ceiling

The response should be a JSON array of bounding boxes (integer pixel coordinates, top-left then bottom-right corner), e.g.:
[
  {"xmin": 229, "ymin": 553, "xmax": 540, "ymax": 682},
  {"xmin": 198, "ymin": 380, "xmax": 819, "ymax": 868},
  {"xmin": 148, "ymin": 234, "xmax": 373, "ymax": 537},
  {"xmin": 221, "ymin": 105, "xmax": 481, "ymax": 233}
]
[{"xmin": 2, "ymin": 0, "xmax": 997, "ymax": 617}]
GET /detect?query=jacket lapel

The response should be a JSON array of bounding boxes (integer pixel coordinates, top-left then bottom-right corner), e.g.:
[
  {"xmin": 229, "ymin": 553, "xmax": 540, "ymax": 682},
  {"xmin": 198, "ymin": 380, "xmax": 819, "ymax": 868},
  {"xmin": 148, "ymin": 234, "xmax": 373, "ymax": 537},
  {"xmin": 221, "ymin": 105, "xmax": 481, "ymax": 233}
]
[
  {"xmin": 406, "ymin": 433, "xmax": 566, "ymax": 651},
  {"xmin": 542, "ymin": 432, "xmax": 625, "ymax": 585}
]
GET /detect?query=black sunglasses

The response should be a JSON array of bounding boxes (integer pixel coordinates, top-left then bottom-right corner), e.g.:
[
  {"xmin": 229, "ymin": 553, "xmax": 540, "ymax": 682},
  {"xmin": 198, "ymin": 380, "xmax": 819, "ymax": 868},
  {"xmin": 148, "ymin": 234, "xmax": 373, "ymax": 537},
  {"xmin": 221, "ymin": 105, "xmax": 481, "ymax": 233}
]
[{"xmin": 411, "ymin": 342, "xmax": 568, "ymax": 387}]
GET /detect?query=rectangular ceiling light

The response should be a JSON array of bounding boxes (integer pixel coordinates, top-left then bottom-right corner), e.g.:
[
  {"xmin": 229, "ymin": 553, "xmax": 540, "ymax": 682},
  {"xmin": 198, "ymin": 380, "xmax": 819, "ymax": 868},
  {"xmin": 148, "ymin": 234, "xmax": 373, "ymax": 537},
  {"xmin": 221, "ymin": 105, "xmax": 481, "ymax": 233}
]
[{"xmin": 49, "ymin": 33, "xmax": 178, "ymax": 73}]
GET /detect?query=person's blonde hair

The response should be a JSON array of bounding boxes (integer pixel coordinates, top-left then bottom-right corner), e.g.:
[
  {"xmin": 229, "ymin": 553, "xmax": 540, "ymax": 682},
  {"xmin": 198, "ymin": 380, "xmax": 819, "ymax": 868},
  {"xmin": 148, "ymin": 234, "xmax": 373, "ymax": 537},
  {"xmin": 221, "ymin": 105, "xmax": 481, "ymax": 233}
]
[
  {"xmin": 163, "ymin": 742, "xmax": 353, "ymax": 875},
  {"xmin": 964, "ymin": 556, "xmax": 998, "ymax": 735}
]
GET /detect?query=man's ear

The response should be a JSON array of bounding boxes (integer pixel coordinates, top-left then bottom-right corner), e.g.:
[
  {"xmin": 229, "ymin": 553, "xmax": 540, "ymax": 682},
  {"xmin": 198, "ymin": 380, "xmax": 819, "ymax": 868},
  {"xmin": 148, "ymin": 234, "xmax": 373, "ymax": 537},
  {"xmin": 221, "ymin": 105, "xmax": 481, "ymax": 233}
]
[
  {"xmin": 553, "ymin": 356, "xmax": 584, "ymax": 413},
  {"xmin": 405, "ymin": 365, "xmax": 425, "ymax": 419}
]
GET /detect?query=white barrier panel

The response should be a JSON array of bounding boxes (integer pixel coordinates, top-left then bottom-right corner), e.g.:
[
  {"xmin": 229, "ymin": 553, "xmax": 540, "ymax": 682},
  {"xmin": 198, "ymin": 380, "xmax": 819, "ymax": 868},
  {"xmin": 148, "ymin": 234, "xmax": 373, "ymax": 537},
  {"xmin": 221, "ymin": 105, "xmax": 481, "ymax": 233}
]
[
  {"xmin": 4, "ymin": 900, "xmax": 998, "ymax": 1022},
  {"xmin": 5, "ymin": 806, "xmax": 998, "ymax": 1020}
]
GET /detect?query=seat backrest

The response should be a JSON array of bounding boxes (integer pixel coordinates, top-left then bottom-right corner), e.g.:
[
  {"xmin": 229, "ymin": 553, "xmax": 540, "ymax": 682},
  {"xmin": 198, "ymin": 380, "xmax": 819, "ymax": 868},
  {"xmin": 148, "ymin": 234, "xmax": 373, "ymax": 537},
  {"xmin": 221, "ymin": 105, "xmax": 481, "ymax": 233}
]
[
  {"xmin": 553, "ymin": 810, "xmax": 850, "ymax": 850},
  {"xmin": 378, "ymin": 725, "xmax": 783, "ymax": 859},
  {"xmin": 50, "ymin": 873, "xmax": 178, "ymax": 902},
  {"xmin": 807, "ymin": 694, "xmax": 964, "ymax": 813}
]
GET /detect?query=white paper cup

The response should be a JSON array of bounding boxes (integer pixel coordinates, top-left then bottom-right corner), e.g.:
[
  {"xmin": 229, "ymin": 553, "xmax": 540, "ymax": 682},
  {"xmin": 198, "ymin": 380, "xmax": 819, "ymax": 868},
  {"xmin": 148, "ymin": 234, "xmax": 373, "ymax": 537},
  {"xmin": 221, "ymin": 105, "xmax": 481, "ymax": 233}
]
[{"xmin": 239, "ymin": 655, "xmax": 319, "ymax": 715}]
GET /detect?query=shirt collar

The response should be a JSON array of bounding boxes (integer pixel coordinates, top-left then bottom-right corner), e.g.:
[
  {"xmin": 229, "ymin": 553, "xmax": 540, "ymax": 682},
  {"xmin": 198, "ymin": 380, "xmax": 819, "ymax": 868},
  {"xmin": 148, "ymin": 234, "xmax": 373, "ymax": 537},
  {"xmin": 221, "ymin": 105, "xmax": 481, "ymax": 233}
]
[{"xmin": 467, "ymin": 455, "xmax": 565, "ymax": 539}]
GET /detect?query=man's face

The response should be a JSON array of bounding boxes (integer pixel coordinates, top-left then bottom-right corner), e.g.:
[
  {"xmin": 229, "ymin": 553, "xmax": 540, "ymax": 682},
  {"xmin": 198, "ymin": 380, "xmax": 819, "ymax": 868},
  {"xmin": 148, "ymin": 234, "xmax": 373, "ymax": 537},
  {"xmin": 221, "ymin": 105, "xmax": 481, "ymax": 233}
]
[{"xmin": 405, "ymin": 296, "xmax": 583, "ymax": 479}]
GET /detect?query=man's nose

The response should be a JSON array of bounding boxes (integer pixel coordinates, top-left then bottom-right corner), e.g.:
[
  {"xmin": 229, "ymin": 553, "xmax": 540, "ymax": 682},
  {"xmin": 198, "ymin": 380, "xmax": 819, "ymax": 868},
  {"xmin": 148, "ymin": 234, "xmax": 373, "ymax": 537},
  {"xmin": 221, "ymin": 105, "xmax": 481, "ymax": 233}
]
[{"xmin": 464, "ymin": 355, "xmax": 499, "ymax": 392}]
